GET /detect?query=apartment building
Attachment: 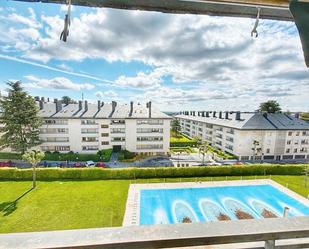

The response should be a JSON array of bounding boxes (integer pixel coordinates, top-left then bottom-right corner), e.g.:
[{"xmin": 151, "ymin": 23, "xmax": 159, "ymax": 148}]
[
  {"xmin": 176, "ymin": 111, "xmax": 309, "ymax": 161},
  {"xmin": 34, "ymin": 99, "xmax": 171, "ymax": 154}
]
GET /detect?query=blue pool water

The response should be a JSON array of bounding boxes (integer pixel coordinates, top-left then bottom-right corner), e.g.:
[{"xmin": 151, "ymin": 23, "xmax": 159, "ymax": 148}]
[{"xmin": 140, "ymin": 184, "xmax": 309, "ymax": 225}]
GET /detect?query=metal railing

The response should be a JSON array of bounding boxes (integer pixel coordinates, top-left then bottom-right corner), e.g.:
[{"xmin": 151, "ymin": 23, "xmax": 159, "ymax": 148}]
[{"xmin": 1, "ymin": 217, "xmax": 308, "ymax": 249}]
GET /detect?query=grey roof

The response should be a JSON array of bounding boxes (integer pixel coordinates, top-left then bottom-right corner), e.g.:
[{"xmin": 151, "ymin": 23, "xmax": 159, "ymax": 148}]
[
  {"xmin": 176, "ymin": 112, "xmax": 309, "ymax": 130},
  {"xmin": 37, "ymin": 101, "xmax": 171, "ymax": 119}
]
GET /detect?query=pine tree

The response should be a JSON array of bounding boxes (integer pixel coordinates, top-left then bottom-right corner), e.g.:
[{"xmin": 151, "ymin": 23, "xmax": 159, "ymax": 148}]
[{"xmin": 0, "ymin": 81, "xmax": 42, "ymax": 153}]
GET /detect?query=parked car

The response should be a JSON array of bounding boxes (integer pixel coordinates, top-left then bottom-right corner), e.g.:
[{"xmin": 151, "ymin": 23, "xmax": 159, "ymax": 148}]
[
  {"xmin": 96, "ymin": 162, "xmax": 106, "ymax": 168},
  {"xmin": 74, "ymin": 162, "xmax": 82, "ymax": 168},
  {"xmin": 0, "ymin": 161, "xmax": 12, "ymax": 167},
  {"xmin": 207, "ymin": 162, "xmax": 222, "ymax": 166},
  {"xmin": 85, "ymin": 161, "xmax": 95, "ymax": 167}
]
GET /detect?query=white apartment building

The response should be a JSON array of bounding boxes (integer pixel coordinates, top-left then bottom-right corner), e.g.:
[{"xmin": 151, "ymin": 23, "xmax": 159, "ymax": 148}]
[
  {"xmin": 176, "ymin": 111, "xmax": 309, "ymax": 161},
  {"xmin": 34, "ymin": 99, "xmax": 171, "ymax": 154}
]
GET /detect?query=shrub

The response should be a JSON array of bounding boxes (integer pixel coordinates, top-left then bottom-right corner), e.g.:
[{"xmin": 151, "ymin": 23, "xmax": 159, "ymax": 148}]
[
  {"xmin": 0, "ymin": 164, "xmax": 306, "ymax": 181},
  {"xmin": 0, "ymin": 152, "xmax": 22, "ymax": 160}
]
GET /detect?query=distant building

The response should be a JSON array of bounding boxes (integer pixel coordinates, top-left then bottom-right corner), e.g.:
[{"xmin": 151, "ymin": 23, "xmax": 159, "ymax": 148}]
[
  {"xmin": 176, "ymin": 111, "xmax": 309, "ymax": 161},
  {"xmin": 0, "ymin": 98, "xmax": 171, "ymax": 155}
]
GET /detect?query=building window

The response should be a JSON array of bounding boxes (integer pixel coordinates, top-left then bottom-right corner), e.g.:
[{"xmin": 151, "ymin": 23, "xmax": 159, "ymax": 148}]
[
  {"xmin": 41, "ymin": 137, "xmax": 69, "ymax": 142},
  {"xmin": 111, "ymin": 137, "xmax": 125, "ymax": 142},
  {"xmin": 137, "ymin": 136, "xmax": 163, "ymax": 142},
  {"xmin": 137, "ymin": 120, "xmax": 163, "ymax": 125},
  {"xmin": 286, "ymin": 148, "xmax": 290, "ymax": 153},
  {"xmin": 101, "ymin": 124, "xmax": 109, "ymax": 128},
  {"xmin": 294, "ymin": 140, "xmax": 299, "ymax": 145},
  {"xmin": 296, "ymin": 131, "xmax": 300, "ymax": 136},
  {"xmin": 266, "ymin": 149, "xmax": 270, "ymax": 153},
  {"xmin": 82, "ymin": 137, "xmax": 98, "ymax": 142},
  {"xmin": 294, "ymin": 148, "xmax": 298, "ymax": 153},
  {"xmin": 110, "ymin": 120, "xmax": 125, "ymax": 125},
  {"xmin": 111, "ymin": 128, "xmax": 125, "ymax": 133},
  {"xmin": 82, "ymin": 146, "xmax": 98, "ymax": 151},
  {"xmin": 101, "ymin": 141, "xmax": 109, "ymax": 145},
  {"xmin": 81, "ymin": 128, "xmax": 98, "ymax": 134},
  {"xmin": 287, "ymin": 140, "xmax": 291, "ymax": 145},
  {"xmin": 136, "ymin": 144, "xmax": 163, "ymax": 150},
  {"xmin": 101, "ymin": 133, "xmax": 109, "ymax": 137},
  {"xmin": 40, "ymin": 128, "xmax": 68, "ymax": 134},
  {"xmin": 288, "ymin": 131, "xmax": 292, "ymax": 136},
  {"xmin": 41, "ymin": 146, "xmax": 70, "ymax": 151},
  {"xmin": 137, "ymin": 128, "xmax": 163, "ymax": 133},
  {"xmin": 81, "ymin": 120, "xmax": 97, "ymax": 125},
  {"xmin": 44, "ymin": 119, "xmax": 68, "ymax": 125}
]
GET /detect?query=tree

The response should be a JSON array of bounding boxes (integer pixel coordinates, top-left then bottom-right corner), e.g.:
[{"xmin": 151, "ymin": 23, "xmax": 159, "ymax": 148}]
[
  {"xmin": 251, "ymin": 140, "xmax": 262, "ymax": 161},
  {"xmin": 171, "ymin": 119, "xmax": 181, "ymax": 137},
  {"xmin": 258, "ymin": 100, "xmax": 281, "ymax": 113},
  {"xmin": 61, "ymin": 96, "xmax": 76, "ymax": 105},
  {"xmin": 0, "ymin": 81, "xmax": 42, "ymax": 154},
  {"xmin": 22, "ymin": 150, "xmax": 45, "ymax": 189},
  {"xmin": 197, "ymin": 138, "xmax": 210, "ymax": 165}
]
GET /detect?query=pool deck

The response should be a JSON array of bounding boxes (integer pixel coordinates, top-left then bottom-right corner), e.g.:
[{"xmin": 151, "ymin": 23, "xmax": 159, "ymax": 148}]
[{"xmin": 123, "ymin": 179, "xmax": 309, "ymax": 226}]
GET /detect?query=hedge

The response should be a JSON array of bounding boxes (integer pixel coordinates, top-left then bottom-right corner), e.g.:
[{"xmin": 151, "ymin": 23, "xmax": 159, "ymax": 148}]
[
  {"xmin": 0, "ymin": 152, "xmax": 22, "ymax": 160},
  {"xmin": 0, "ymin": 164, "xmax": 306, "ymax": 181},
  {"xmin": 0, "ymin": 149, "xmax": 113, "ymax": 162},
  {"xmin": 170, "ymin": 141, "xmax": 198, "ymax": 147}
]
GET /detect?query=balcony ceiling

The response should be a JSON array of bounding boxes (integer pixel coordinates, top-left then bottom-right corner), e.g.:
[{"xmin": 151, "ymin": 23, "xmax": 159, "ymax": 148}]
[{"xmin": 13, "ymin": 0, "xmax": 292, "ymax": 21}]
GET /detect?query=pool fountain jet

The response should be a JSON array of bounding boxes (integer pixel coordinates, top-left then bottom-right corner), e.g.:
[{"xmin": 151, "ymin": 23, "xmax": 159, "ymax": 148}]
[{"xmin": 172, "ymin": 200, "xmax": 198, "ymax": 224}]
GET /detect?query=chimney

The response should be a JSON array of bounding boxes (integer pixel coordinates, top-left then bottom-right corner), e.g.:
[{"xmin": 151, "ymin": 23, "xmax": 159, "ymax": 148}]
[
  {"xmin": 35, "ymin": 96, "xmax": 40, "ymax": 101},
  {"xmin": 235, "ymin": 111, "xmax": 241, "ymax": 120},
  {"xmin": 84, "ymin": 101, "xmax": 88, "ymax": 112},
  {"xmin": 41, "ymin": 97, "xmax": 45, "ymax": 102},
  {"xmin": 47, "ymin": 97, "xmax": 50, "ymax": 102},
  {"xmin": 109, "ymin": 101, "xmax": 117, "ymax": 118},
  {"xmin": 219, "ymin": 111, "xmax": 223, "ymax": 119},
  {"xmin": 39, "ymin": 100, "xmax": 43, "ymax": 110},
  {"xmin": 146, "ymin": 101, "xmax": 152, "ymax": 118},
  {"xmin": 213, "ymin": 111, "xmax": 217, "ymax": 118},
  {"xmin": 295, "ymin": 113, "xmax": 300, "ymax": 119},
  {"xmin": 129, "ymin": 101, "xmax": 133, "ymax": 117},
  {"xmin": 55, "ymin": 100, "xmax": 62, "ymax": 113},
  {"xmin": 225, "ymin": 111, "xmax": 229, "ymax": 119},
  {"xmin": 78, "ymin": 100, "xmax": 82, "ymax": 110},
  {"xmin": 97, "ymin": 100, "xmax": 101, "ymax": 111}
]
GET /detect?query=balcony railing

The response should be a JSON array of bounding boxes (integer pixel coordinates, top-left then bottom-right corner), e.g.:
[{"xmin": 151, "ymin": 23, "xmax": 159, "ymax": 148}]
[{"xmin": 0, "ymin": 217, "xmax": 308, "ymax": 249}]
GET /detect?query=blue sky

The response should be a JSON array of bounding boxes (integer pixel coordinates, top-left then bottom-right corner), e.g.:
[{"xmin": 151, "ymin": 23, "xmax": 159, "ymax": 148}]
[{"xmin": 0, "ymin": 1, "xmax": 308, "ymax": 111}]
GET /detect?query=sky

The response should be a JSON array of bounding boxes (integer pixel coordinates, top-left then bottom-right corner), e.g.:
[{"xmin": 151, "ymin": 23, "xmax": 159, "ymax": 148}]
[{"xmin": 0, "ymin": 1, "xmax": 308, "ymax": 112}]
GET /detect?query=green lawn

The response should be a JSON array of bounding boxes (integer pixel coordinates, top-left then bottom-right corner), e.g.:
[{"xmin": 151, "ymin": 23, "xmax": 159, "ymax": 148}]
[
  {"xmin": 170, "ymin": 131, "xmax": 193, "ymax": 143},
  {"xmin": 0, "ymin": 175, "xmax": 308, "ymax": 234}
]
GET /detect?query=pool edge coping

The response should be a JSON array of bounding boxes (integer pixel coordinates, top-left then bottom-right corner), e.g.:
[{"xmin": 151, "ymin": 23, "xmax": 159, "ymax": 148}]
[{"xmin": 122, "ymin": 179, "xmax": 309, "ymax": 226}]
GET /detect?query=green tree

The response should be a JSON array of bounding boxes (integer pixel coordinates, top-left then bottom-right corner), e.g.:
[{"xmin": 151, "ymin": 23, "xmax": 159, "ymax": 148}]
[
  {"xmin": 22, "ymin": 150, "xmax": 45, "ymax": 189},
  {"xmin": 0, "ymin": 81, "xmax": 42, "ymax": 153},
  {"xmin": 251, "ymin": 140, "xmax": 262, "ymax": 161},
  {"xmin": 196, "ymin": 138, "xmax": 210, "ymax": 165},
  {"xmin": 171, "ymin": 119, "xmax": 181, "ymax": 137},
  {"xmin": 258, "ymin": 100, "xmax": 281, "ymax": 113},
  {"xmin": 61, "ymin": 96, "xmax": 75, "ymax": 105}
]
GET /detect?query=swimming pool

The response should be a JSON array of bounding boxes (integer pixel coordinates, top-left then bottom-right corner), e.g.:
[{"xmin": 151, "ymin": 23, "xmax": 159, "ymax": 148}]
[{"xmin": 137, "ymin": 182, "xmax": 309, "ymax": 225}]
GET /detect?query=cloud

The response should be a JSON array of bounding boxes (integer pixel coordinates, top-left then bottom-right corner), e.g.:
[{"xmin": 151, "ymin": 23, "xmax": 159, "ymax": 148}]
[
  {"xmin": 95, "ymin": 90, "xmax": 117, "ymax": 98},
  {"xmin": 24, "ymin": 75, "xmax": 95, "ymax": 91},
  {"xmin": 1, "ymin": 7, "xmax": 308, "ymax": 111},
  {"xmin": 115, "ymin": 68, "xmax": 166, "ymax": 88}
]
